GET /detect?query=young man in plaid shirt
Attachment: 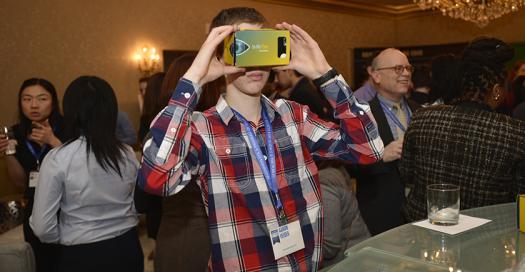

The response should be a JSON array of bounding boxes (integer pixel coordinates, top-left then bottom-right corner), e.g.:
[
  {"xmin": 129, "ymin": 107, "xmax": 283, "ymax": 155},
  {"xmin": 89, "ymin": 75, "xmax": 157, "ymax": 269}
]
[{"xmin": 138, "ymin": 7, "xmax": 383, "ymax": 271}]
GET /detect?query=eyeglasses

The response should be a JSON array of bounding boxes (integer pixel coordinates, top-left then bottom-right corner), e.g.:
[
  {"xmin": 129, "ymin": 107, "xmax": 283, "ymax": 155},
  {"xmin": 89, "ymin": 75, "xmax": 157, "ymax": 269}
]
[{"xmin": 375, "ymin": 65, "xmax": 414, "ymax": 75}]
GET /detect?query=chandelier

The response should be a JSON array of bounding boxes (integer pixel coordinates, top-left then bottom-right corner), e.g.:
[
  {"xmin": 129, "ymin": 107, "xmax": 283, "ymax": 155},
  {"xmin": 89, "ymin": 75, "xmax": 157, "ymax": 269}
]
[{"xmin": 414, "ymin": 0, "xmax": 525, "ymax": 27}]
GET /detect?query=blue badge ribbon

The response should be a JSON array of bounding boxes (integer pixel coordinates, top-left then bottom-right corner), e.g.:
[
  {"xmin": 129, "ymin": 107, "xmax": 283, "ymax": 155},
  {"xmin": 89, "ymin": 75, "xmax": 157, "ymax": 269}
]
[
  {"xmin": 232, "ymin": 106, "xmax": 281, "ymax": 210},
  {"xmin": 379, "ymin": 100, "xmax": 412, "ymax": 132},
  {"xmin": 25, "ymin": 140, "xmax": 48, "ymax": 168}
]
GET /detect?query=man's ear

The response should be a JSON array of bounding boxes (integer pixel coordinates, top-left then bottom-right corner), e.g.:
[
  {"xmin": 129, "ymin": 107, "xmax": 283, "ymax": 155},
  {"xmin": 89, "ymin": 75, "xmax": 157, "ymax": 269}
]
[
  {"xmin": 366, "ymin": 66, "xmax": 373, "ymax": 76},
  {"xmin": 370, "ymin": 70, "xmax": 381, "ymax": 85}
]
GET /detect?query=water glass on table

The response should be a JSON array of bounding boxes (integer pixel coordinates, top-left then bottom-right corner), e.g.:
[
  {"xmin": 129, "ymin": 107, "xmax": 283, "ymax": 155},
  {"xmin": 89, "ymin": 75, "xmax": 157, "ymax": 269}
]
[
  {"xmin": 1, "ymin": 126, "xmax": 17, "ymax": 155},
  {"xmin": 427, "ymin": 183, "xmax": 460, "ymax": 226}
]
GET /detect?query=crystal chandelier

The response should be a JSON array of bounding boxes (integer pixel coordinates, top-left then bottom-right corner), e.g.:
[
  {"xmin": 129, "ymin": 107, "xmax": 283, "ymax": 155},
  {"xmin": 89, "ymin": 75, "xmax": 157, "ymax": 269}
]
[{"xmin": 414, "ymin": 0, "xmax": 525, "ymax": 27}]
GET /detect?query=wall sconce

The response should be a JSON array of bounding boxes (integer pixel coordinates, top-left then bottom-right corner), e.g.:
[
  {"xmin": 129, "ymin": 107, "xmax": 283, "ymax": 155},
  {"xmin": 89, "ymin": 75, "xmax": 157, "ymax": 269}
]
[{"xmin": 133, "ymin": 46, "xmax": 161, "ymax": 77}]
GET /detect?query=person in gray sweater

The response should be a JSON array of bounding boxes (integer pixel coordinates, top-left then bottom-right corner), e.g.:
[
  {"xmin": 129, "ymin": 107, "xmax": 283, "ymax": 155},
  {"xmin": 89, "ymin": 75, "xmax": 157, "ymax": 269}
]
[{"xmin": 318, "ymin": 162, "xmax": 371, "ymax": 267}]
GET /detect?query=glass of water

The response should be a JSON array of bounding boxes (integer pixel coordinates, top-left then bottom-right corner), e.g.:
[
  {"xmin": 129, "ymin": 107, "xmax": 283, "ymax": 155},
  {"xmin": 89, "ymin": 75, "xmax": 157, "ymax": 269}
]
[
  {"xmin": 1, "ymin": 126, "xmax": 17, "ymax": 155},
  {"xmin": 427, "ymin": 183, "xmax": 460, "ymax": 226}
]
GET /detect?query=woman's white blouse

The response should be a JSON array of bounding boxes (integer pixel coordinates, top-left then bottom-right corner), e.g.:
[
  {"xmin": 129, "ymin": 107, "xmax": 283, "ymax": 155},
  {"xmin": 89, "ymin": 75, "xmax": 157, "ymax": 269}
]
[{"xmin": 30, "ymin": 138, "xmax": 139, "ymax": 245}]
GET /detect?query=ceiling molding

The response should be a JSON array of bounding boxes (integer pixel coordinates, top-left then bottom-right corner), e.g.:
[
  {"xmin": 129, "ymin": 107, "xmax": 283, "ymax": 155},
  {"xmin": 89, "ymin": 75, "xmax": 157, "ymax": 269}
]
[{"xmin": 251, "ymin": 0, "xmax": 430, "ymax": 19}]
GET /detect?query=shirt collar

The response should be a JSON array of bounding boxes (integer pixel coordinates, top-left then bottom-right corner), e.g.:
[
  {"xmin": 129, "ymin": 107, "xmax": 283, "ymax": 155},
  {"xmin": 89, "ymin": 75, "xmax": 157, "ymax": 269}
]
[
  {"xmin": 377, "ymin": 94, "xmax": 405, "ymax": 110},
  {"xmin": 216, "ymin": 94, "xmax": 278, "ymax": 125}
]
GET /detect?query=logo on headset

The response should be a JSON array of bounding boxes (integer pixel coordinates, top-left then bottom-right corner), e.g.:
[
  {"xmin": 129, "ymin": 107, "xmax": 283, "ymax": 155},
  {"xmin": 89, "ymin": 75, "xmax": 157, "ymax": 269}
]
[{"xmin": 230, "ymin": 39, "xmax": 250, "ymax": 56}]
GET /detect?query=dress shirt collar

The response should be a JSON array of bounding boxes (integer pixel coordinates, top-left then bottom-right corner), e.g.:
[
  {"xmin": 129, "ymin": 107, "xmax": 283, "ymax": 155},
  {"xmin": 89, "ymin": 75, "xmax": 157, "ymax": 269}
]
[
  {"xmin": 377, "ymin": 93, "xmax": 406, "ymax": 110},
  {"xmin": 216, "ymin": 94, "xmax": 278, "ymax": 125}
]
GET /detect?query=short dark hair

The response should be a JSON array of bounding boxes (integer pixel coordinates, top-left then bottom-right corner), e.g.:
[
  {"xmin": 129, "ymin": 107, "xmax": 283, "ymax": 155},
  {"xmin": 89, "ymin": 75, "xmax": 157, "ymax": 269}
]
[
  {"xmin": 210, "ymin": 7, "xmax": 267, "ymax": 29},
  {"xmin": 210, "ymin": 7, "xmax": 267, "ymax": 58},
  {"xmin": 62, "ymin": 76, "xmax": 126, "ymax": 176},
  {"xmin": 17, "ymin": 78, "xmax": 62, "ymax": 136}
]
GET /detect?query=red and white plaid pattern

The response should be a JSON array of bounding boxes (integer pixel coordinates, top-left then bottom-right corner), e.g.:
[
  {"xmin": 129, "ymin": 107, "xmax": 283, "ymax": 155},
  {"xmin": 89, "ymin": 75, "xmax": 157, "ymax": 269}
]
[{"xmin": 138, "ymin": 77, "xmax": 383, "ymax": 271}]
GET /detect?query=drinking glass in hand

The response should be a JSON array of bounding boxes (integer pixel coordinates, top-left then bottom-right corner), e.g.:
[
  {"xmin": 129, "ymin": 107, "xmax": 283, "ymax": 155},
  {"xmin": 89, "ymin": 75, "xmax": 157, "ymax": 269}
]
[
  {"xmin": 427, "ymin": 184, "xmax": 460, "ymax": 226},
  {"xmin": 1, "ymin": 126, "xmax": 17, "ymax": 155}
]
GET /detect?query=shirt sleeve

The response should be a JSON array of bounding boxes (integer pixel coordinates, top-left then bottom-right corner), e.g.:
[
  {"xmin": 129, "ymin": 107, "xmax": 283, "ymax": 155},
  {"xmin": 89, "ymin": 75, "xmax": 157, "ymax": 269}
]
[
  {"xmin": 29, "ymin": 150, "xmax": 63, "ymax": 243},
  {"xmin": 301, "ymin": 75, "xmax": 384, "ymax": 164},
  {"xmin": 137, "ymin": 78, "xmax": 205, "ymax": 196}
]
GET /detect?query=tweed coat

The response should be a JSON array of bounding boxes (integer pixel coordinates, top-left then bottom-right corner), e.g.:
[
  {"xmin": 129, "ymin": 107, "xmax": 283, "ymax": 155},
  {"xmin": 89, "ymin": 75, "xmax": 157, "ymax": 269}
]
[{"xmin": 400, "ymin": 102, "xmax": 525, "ymax": 222}]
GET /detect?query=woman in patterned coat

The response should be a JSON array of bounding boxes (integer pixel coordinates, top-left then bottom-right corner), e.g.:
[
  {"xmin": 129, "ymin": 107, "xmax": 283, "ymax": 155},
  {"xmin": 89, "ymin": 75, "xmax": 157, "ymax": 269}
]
[{"xmin": 400, "ymin": 37, "xmax": 525, "ymax": 222}]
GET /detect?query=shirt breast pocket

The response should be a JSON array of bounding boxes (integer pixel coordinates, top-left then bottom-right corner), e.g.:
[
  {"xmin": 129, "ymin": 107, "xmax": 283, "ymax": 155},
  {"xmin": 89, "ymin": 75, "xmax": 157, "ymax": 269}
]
[{"xmin": 214, "ymin": 143, "xmax": 254, "ymax": 189}]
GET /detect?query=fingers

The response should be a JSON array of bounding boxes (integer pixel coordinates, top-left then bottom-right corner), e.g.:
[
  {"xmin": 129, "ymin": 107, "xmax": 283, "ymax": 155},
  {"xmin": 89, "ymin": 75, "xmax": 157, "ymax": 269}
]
[
  {"xmin": 276, "ymin": 22, "xmax": 308, "ymax": 43},
  {"xmin": 383, "ymin": 137, "xmax": 405, "ymax": 162},
  {"xmin": 29, "ymin": 131, "xmax": 43, "ymax": 139},
  {"xmin": 0, "ymin": 141, "xmax": 7, "ymax": 153},
  {"xmin": 205, "ymin": 25, "xmax": 235, "ymax": 44},
  {"xmin": 206, "ymin": 25, "xmax": 236, "ymax": 47},
  {"xmin": 27, "ymin": 134, "xmax": 38, "ymax": 143},
  {"xmin": 32, "ymin": 122, "xmax": 45, "ymax": 129},
  {"xmin": 290, "ymin": 24, "xmax": 314, "ymax": 44}
]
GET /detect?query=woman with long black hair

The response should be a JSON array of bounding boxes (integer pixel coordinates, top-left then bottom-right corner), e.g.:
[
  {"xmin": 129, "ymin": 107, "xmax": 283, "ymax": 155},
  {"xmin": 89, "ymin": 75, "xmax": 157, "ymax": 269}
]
[
  {"xmin": 29, "ymin": 76, "xmax": 143, "ymax": 272},
  {"xmin": 0, "ymin": 78, "xmax": 64, "ymax": 272}
]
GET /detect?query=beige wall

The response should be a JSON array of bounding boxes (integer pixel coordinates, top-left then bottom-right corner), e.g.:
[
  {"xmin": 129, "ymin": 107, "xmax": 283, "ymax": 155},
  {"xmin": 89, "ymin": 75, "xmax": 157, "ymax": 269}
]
[
  {"xmin": 0, "ymin": 0, "xmax": 524, "ymax": 196},
  {"xmin": 0, "ymin": 0, "xmax": 396, "ymax": 195},
  {"xmin": 0, "ymin": 0, "xmax": 395, "ymax": 128}
]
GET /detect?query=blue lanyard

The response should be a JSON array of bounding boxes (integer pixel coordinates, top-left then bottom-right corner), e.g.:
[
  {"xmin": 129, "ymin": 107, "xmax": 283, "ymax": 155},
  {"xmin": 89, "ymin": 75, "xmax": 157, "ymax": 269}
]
[
  {"xmin": 25, "ymin": 140, "xmax": 47, "ymax": 167},
  {"xmin": 379, "ymin": 100, "xmax": 411, "ymax": 132},
  {"xmin": 232, "ymin": 107, "xmax": 282, "ymax": 210}
]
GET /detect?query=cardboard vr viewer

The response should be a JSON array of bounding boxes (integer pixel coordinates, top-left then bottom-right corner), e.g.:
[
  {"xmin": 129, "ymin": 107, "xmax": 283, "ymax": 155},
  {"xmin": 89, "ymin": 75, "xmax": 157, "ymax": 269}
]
[{"xmin": 224, "ymin": 29, "xmax": 290, "ymax": 67}]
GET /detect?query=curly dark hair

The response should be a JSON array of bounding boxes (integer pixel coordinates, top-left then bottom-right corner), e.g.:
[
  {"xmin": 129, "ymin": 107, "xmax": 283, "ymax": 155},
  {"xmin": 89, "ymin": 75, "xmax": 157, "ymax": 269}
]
[{"xmin": 454, "ymin": 37, "xmax": 514, "ymax": 103}]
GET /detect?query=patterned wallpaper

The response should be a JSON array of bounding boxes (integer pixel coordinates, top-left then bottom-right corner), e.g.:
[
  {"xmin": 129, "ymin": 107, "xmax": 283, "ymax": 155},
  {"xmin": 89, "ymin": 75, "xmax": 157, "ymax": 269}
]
[
  {"xmin": 0, "ymin": 0, "xmax": 394, "ymax": 128},
  {"xmin": 0, "ymin": 0, "xmax": 524, "ymax": 195}
]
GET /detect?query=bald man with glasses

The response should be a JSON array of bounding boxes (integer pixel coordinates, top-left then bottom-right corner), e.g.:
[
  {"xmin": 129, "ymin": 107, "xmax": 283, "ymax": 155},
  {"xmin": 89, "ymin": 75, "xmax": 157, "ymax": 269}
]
[{"xmin": 352, "ymin": 48, "xmax": 420, "ymax": 235}]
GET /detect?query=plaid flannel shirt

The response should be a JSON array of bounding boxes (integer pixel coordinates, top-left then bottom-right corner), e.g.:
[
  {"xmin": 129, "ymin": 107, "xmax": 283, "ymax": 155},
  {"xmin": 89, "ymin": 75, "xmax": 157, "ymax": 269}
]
[{"xmin": 138, "ymin": 76, "xmax": 383, "ymax": 271}]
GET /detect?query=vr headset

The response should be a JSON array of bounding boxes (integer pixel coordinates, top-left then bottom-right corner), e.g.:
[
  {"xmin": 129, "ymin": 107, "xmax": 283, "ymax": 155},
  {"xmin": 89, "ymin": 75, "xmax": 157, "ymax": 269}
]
[{"xmin": 223, "ymin": 29, "xmax": 290, "ymax": 67}]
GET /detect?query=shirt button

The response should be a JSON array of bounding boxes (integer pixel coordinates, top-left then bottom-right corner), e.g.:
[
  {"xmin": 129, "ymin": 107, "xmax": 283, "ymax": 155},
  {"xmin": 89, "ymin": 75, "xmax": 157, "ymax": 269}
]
[
  {"xmin": 264, "ymin": 155, "xmax": 267, "ymax": 160},
  {"xmin": 170, "ymin": 128, "xmax": 176, "ymax": 133},
  {"xmin": 359, "ymin": 110, "xmax": 364, "ymax": 115},
  {"xmin": 225, "ymin": 148, "xmax": 231, "ymax": 154},
  {"xmin": 184, "ymin": 92, "xmax": 191, "ymax": 99}
]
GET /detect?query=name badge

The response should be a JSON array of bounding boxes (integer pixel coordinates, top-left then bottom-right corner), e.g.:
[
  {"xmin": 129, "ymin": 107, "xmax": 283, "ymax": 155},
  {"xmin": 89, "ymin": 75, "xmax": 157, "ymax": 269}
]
[
  {"xmin": 270, "ymin": 220, "xmax": 305, "ymax": 260},
  {"xmin": 29, "ymin": 171, "xmax": 39, "ymax": 188}
]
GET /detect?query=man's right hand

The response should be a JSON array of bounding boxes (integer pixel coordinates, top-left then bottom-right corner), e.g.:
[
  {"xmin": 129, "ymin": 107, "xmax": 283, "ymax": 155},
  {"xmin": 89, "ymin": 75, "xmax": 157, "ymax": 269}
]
[
  {"xmin": 273, "ymin": 22, "xmax": 331, "ymax": 80},
  {"xmin": 183, "ymin": 25, "xmax": 245, "ymax": 87},
  {"xmin": 383, "ymin": 138, "xmax": 403, "ymax": 162}
]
